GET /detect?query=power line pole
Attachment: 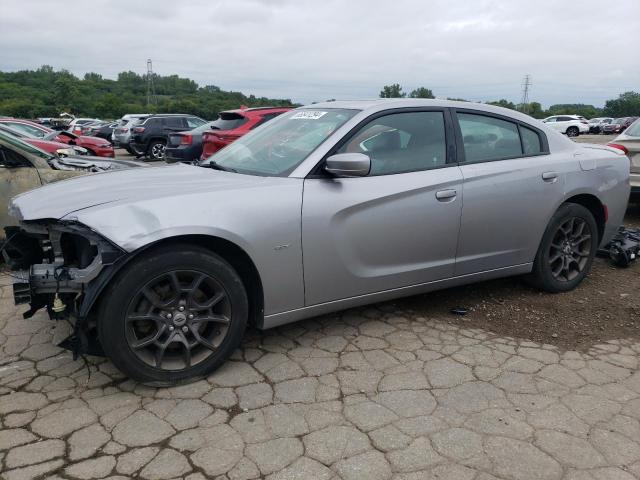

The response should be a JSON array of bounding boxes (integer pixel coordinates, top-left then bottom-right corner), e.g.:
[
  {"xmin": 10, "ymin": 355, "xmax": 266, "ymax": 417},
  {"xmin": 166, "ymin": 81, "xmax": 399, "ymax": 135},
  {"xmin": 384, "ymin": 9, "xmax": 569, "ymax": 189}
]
[
  {"xmin": 520, "ymin": 74, "xmax": 532, "ymax": 114},
  {"xmin": 146, "ymin": 59, "xmax": 157, "ymax": 107}
]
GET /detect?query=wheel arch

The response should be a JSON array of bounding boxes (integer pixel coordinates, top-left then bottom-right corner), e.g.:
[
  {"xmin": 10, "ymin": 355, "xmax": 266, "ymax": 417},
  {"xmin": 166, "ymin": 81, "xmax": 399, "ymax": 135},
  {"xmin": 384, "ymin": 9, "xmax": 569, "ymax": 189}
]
[
  {"xmin": 84, "ymin": 234, "xmax": 265, "ymax": 329},
  {"xmin": 563, "ymin": 193, "xmax": 606, "ymax": 243}
]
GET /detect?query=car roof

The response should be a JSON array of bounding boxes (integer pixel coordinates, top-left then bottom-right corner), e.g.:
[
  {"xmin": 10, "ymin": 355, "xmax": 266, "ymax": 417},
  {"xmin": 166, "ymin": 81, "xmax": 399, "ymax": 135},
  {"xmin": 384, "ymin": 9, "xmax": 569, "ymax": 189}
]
[{"xmin": 304, "ymin": 99, "xmax": 544, "ymax": 125}]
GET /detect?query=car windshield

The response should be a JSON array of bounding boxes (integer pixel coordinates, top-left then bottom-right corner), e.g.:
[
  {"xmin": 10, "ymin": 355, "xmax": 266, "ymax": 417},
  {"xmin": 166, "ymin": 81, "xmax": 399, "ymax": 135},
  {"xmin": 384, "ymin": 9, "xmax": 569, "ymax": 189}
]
[
  {"xmin": 201, "ymin": 108, "xmax": 358, "ymax": 176},
  {"xmin": 613, "ymin": 118, "xmax": 625, "ymax": 124},
  {"xmin": 625, "ymin": 119, "xmax": 640, "ymax": 137},
  {"xmin": 189, "ymin": 120, "xmax": 233, "ymax": 134},
  {"xmin": 207, "ymin": 113, "xmax": 247, "ymax": 131},
  {"xmin": 0, "ymin": 130, "xmax": 52, "ymax": 160}
]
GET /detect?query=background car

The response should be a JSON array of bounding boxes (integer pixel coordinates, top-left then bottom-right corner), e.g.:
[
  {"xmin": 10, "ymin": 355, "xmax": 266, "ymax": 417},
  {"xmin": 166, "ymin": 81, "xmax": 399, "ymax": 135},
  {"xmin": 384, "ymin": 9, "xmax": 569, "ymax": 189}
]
[
  {"xmin": 6, "ymin": 100, "xmax": 630, "ymax": 384},
  {"xmin": 603, "ymin": 117, "xmax": 639, "ymax": 135},
  {"xmin": 542, "ymin": 115, "xmax": 590, "ymax": 137},
  {"xmin": 167, "ymin": 107, "xmax": 292, "ymax": 163},
  {"xmin": 130, "ymin": 114, "xmax": 207, "ymax": 160},
  {"xmin": 0, "ymin": 118, "xmax": 115, "ymax": 157},
  {"xmin": 588, "ymin": 117, "xmax": 613, "ymax": 134},
  {"xmin": 112, "ymin": 114, "xmax": 150, "ymax": 152},
  {"xmin": 0, "ymin": 130, "xmax": 142, "ymax": 238},
  {"xmin": 85, "ymin": 121, "xmax": 118, "ymax": 140},
  {"xmin": 608, "ymin": 118, "xmax": 640, "ymax": 199},
  {"xmin": 68, "ymin": 118, "xmax": 102, "ymax": 135},
  {"xmin": 199, "ymin": 107, "xmax": 293, "ymax": 160},
  {"xmin": 0, "ymin": 124, "xmax": 88, "ymax": 156}
]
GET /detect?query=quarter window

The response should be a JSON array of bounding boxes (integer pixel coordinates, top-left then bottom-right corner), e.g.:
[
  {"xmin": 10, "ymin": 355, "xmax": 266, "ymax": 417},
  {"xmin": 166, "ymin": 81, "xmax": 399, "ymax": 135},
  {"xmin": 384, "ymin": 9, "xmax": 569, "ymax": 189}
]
[
  {"xmin": 458, "ymin": 113, "xmax": 522, "ymax": 163},
  {"xmin": 337, "ymin": 111, "xmax": 447, "ymax": 176},
  {"xmin": 520, "ymin": 125, "xmax": 543, "ymax": 155}
]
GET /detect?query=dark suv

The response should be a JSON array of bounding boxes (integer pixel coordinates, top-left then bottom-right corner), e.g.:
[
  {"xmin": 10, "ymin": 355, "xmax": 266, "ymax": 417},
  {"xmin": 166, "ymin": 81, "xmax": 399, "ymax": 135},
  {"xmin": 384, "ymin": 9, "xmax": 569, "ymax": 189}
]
[{"xmin": 130, "ymin": 114, "xmax": 207, "ymax": 160}]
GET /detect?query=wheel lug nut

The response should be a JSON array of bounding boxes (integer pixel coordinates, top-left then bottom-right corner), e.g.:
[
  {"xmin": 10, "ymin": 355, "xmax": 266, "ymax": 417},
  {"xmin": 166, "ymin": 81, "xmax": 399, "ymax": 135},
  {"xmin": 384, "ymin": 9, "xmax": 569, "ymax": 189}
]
[
  {"xmin": 188, "ymin": 314, "xmax": 194, "ymax": 319},
  {"xmin": 169, "ymin": 325, "xmax": 174, "ymax": 331},
  {"xmin": 182, "ymin": 326, "xmax": 188, "ymax": 333},
  {"xmin": 166, "ymin": 313, "xmax": 172, "ymax": 319},
  {"xmin": 178, "ymin": 306, "xmax": 185, "ymax": 312}
]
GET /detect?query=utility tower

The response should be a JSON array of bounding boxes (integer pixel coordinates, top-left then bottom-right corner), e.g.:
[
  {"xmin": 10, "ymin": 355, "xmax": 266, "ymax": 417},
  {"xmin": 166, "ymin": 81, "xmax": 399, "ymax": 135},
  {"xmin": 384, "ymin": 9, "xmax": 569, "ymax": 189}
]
[
  {"xmin": 519, "ymin": 74, "xmax": 532, "ymax": 114},
  {"xmin": 146, "ymin": 59, "xmax": 157, "ymax": 107}
]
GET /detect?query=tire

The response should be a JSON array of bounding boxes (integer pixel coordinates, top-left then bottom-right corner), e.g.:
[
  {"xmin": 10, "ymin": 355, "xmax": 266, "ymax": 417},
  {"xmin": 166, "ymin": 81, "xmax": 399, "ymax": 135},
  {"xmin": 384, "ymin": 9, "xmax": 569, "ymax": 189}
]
[
  {"xmin": 84, "ymin": 148, "xmax": 95, "ymax": 156},
  {"xmin": 148, "ymin": 140, "xmax": 166, "ymax": 161},
  {"xmin": 529, "ymin": 203, "xmax": 597, "ymax": 293},
  {"xmin": 566, "ymin": 126, "xmax": 579, "ymax": 137},
  {"xmin": 125, "ymin": 145, "xmax": 136, "ymax": 155},
  {"xmin": 98, "ymin": 244, "xmax": 248, "ymax": 385}
]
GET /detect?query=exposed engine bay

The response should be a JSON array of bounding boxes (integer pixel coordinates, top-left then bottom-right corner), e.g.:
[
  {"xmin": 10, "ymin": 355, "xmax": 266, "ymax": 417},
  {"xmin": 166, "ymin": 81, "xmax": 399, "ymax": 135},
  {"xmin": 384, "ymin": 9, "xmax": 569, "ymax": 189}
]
[{"xmin": 3, "ymin": 221, "xmax": 126, "ymax": 356}]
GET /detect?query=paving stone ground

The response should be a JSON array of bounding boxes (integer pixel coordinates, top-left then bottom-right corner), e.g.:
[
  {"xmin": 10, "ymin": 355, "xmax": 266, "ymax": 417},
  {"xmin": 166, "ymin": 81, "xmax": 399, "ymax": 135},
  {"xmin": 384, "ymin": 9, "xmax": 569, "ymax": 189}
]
[{"xmin": 1, "ymin": 283, "xmax": 640, "ymax": 480}]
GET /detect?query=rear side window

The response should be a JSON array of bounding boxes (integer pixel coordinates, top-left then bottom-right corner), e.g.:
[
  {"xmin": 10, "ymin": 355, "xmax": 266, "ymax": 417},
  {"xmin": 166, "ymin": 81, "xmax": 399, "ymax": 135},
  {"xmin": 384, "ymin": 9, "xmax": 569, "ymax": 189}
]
[
  {"xmin": 186, "ymin": 117, "xmax": 206, "ymax": 128},
  {"xmin": 458, "ymin": 113, "xmax": 522, "ymax": 163},
  {"xmin": 520, "ymin": 126, "xmax": 542, "ymax": 155},
  {"xmin": 251, "ymin": 112, "xmax": 285, "ymax": 129}
]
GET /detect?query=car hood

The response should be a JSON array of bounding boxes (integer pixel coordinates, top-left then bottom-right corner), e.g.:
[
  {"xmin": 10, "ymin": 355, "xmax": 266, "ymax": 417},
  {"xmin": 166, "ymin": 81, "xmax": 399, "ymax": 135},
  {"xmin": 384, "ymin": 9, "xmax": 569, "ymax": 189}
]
[{"xmin": 10, "ymin": 163, "xmax": 278, "ymax": 221}]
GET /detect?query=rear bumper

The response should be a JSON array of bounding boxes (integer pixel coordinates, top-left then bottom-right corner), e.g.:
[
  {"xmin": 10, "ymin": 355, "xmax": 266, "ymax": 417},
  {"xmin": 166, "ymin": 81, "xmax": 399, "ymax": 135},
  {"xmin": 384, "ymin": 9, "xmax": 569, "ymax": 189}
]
[
  {"xmin": 631, "ymin": 173, "xmax": 640, "ymax": 198},
  {"xmin": 166, "ymin": 144, "xmax": 201, "ymax": 163}
]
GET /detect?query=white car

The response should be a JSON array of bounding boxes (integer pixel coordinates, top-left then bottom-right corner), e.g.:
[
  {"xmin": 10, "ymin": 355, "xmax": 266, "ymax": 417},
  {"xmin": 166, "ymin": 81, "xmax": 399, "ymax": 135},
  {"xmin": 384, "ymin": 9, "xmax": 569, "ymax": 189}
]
[{"xmin": 542, "ymin": 115, "xmax": 590, "ymax": 137}]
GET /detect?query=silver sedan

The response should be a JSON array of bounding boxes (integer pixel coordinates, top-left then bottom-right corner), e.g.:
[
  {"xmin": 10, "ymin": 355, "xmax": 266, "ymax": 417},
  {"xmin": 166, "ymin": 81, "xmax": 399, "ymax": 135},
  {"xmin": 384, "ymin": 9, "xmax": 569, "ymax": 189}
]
[{"xmin": 5, "ymin": 99, "xmax": 630, "ymax": 384}]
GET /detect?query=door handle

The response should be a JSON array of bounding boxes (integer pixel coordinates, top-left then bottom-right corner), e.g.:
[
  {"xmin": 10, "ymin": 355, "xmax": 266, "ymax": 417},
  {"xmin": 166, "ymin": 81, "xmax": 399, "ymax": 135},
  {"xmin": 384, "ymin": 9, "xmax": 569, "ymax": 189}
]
[
  {"xmin": 542, "ymin": 171, "xmax": 558, "ymax": 182},
  {"xmin": 436, "ymin": 189, "xmax": 457, "ymax": 201}
]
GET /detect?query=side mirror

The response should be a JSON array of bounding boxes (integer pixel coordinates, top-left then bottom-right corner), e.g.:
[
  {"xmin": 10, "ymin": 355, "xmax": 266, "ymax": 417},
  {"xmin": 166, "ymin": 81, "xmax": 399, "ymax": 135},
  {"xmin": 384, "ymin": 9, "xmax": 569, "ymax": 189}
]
[{"xmin": 325, "ymin": 153, "xmax": 371, "ymax": 177}]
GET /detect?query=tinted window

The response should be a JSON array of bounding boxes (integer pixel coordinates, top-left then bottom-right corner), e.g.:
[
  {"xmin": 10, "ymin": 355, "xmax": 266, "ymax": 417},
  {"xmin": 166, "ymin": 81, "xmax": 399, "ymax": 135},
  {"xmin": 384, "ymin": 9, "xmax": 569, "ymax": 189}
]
[
  {"xmin": 520, "ymin": 126, "xmax": 542, "ymax": 155},
  {"xmin": 558, "ymin": 116, "xmax": 574, "ymax": 122},
  {"xmin": 458, "ymin": 113, "xmax": 522, "ymax": 163},
  {"xmin": 544, "ymin": 117, "xmax": 556, "ymax": 123},
  {"xmin": 0, "ymin": 146, "xmax": 32, "ymax": 167},
  {"xmin": 338, "ymin": 111, "xmax": 447, "ymax": 176},
  {"xmin": 163, "ymin": 117, "xmax": 184, "ymax": 128},
  {"xmin": 209, "ymin": 113, "xmax": 247, "ymax": 131}
]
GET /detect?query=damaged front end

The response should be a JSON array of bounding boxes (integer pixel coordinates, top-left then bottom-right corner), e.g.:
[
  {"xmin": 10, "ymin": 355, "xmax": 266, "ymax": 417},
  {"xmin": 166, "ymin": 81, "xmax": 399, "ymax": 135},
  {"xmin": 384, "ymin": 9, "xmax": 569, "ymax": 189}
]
[{"xmin": 3, "ymin": 221, "xmax": 126, "ymax": 357}]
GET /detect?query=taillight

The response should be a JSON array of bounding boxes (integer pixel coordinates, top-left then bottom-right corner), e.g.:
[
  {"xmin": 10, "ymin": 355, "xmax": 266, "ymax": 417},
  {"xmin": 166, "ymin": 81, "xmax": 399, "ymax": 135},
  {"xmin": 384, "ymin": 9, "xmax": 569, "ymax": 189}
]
[
  {"xmin": 180, "ymin": 134, "xmax": 192, "ymax": 145},
  {"xmin": 607, "ymin": 143, "xmax": 628, "ymax": 154},
  {"xmin": 133, "ymin": 127, "xmax": 145, "ymax": 133}
]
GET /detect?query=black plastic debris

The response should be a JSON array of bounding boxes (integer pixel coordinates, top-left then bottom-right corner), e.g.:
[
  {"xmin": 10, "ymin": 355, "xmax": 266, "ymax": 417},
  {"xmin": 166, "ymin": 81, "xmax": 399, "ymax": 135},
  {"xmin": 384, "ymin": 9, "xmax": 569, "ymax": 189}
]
[
  {"xmin": 598, "ymin": 227, "xmax": 640, "ymax": 267},
  {"xmin": 450, "ymin": 307, "xmax": 468, "ymax": 316}
]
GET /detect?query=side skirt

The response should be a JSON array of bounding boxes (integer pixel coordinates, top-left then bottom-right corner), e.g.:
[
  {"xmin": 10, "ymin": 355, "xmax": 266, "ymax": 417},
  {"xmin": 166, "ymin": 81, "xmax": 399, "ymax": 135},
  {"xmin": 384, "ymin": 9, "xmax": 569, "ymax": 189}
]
[{"xmin": 262, "ymin": 263, "xmax": 533, "ymax": 329}]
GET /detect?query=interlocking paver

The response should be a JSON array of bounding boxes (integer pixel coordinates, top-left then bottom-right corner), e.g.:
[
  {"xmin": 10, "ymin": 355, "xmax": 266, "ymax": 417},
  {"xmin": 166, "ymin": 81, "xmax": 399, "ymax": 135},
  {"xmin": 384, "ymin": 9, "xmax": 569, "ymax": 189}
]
[{"xmin": 1, "ymin": 283, "xmax": 640, "ymax": 479}]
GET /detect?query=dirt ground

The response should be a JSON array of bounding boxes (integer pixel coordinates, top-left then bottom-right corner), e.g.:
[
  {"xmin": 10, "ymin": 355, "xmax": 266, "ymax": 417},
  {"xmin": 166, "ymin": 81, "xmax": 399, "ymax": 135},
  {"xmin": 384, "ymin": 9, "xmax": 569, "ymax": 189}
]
[{"xmin": 377, "ymin": 201, "xmax": 640, "ymax": 353}]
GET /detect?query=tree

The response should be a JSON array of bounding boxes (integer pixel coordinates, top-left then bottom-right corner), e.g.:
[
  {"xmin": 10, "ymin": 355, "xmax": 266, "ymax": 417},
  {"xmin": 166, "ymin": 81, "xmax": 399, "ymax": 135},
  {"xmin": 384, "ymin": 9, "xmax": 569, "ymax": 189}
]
[
  {"xmin": 409, "ymin": 87, "xmax": 434, "ymax": 99},
  {"xmin": 603, "ymin": 91, "xmax": 640, "ymax": 117},
  {"xmin": 379, "ymin": 84, "xmax": 405, "ymax": 98},
  {"xmin": 487, "ymin": 99, "xmax": 517, "ymax": 110}
]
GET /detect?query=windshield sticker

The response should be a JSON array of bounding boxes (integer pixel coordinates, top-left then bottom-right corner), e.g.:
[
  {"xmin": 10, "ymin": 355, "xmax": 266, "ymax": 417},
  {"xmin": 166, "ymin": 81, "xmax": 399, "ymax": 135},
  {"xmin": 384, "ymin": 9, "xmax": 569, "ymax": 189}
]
[{"xmin": 291, "ymin": 111, "xmax": 328, "ymax": 120}]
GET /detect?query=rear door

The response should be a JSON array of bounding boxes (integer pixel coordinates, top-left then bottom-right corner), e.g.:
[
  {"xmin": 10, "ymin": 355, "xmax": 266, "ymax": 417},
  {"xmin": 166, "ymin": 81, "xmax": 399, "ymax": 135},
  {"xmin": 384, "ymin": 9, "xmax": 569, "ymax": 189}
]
[
  {"xmin": 453, "ymin": 110, "xmax": 568, "ymax": 275},
  {"xmin": 302, "ymin": 109, "xmax": 463, "ymax": 305}
]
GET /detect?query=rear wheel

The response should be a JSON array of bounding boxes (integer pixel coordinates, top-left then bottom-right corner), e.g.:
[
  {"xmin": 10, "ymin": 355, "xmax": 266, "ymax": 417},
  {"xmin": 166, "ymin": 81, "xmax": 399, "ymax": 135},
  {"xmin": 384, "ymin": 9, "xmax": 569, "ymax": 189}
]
[
  {"xmin": 148, "ymin": 140, "xmax": 166, "ymax": 161},
  {"xmin": 566, "ymin": 126, "xmax": 579, "ymax": 137},
  {"xmin": 529, "ymin": 203, "xmax": 597, "ymax": 292},
  {"xmin": 98, "ymin": 245, "xmax": 248, "ymax": 385}
]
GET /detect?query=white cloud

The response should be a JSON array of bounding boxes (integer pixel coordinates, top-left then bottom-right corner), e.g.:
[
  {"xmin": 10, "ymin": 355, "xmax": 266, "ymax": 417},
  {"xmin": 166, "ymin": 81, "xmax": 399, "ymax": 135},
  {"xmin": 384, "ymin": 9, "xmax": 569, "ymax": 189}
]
[{"xmin": 1, "ymin": 0, "xmax": 638, "ymax": 107}]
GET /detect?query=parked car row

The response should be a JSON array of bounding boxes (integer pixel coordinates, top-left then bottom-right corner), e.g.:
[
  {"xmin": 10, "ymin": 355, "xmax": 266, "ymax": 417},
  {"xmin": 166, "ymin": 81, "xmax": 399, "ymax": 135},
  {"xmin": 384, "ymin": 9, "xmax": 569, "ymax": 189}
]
[{"xmin": 542, "ymin": 115, "xmax": 638, "ymax": 137}]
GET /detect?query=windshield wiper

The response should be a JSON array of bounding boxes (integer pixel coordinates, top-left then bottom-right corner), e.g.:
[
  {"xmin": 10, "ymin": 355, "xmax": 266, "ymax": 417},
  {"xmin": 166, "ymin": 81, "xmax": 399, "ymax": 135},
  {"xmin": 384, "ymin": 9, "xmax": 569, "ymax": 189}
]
[{"xmin": 200, "ymin": 160, "xmax": 238, "ymax": 173}]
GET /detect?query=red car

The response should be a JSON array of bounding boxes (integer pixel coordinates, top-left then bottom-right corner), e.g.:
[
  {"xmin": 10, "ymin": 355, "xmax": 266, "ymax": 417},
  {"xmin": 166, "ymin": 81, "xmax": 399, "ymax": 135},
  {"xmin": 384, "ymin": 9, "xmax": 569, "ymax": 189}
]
[
  {"xmin": 0, "ymin": 118, "xmax": 115, "ymax": 157},
  {"xmin": 0, "ymin": 124, "xmax": 81, "ymax": 155},
  {"xmin": 200, "ymin": 107, "xmax": 292, "ymax": 160}
]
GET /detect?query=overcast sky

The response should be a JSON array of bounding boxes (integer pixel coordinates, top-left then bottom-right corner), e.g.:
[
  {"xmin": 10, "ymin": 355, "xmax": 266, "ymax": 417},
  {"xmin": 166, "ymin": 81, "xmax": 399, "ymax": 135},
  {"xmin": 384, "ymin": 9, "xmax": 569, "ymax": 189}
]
[{"xmin": 1, "ymin": 0, "xmax": 638, "ymax": 107}]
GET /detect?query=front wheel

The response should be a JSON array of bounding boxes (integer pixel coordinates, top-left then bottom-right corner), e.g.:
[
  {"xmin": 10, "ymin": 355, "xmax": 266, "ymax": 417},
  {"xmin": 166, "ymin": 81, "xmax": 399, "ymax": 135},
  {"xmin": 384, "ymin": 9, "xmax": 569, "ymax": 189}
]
[
  {"xmin": 529, "ymin": 203, "xmax": 597, "ymax": 293},
  {"xmin": 566, "ymin": 126, "xmax": 579, "ymax": 137},
  {"xmin": 98, "ymin": 245, "xmax": 248, "ymax": 385}
]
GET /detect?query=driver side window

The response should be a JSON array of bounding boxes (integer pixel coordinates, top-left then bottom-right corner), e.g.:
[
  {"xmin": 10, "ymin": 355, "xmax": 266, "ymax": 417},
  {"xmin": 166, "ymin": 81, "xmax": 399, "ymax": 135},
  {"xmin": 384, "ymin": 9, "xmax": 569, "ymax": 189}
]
[
  {"xmin": 337, "ymin": 111, "xmax": 447, "ymax": 176},
  {"xmin": 0, "ymin": 147, "xmax": 33, "ymax": 168}
]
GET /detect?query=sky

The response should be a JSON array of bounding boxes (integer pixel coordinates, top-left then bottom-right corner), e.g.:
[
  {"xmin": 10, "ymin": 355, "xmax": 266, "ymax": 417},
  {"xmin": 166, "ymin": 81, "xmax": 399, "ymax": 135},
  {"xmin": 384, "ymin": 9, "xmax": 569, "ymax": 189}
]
[{"xmin": 1, "ymin": 0, "xmax": 638, "ymax": 107}]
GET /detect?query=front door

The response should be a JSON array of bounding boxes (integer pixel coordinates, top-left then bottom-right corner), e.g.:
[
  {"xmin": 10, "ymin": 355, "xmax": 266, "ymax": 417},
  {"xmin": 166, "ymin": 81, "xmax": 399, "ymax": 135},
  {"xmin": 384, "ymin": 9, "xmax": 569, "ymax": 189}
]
[
  {"xmin": 0, "ymin": 146, "xmax": 42, "ymax": 235},
  {"xmin": 302, "ymin": 110, "xmax": 463, "ymax": 306}
]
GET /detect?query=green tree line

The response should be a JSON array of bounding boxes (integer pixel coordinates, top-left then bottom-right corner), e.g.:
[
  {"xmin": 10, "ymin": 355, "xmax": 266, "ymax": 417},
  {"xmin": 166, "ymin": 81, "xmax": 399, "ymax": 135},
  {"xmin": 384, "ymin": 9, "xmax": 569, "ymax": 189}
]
[
  {"xmin": 379, "ymin": 84, "xmax": 640, "ymax": 119},
  {"xmin": 0, "ymin": 65, "xmax": 296, "ymax": 120}
]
